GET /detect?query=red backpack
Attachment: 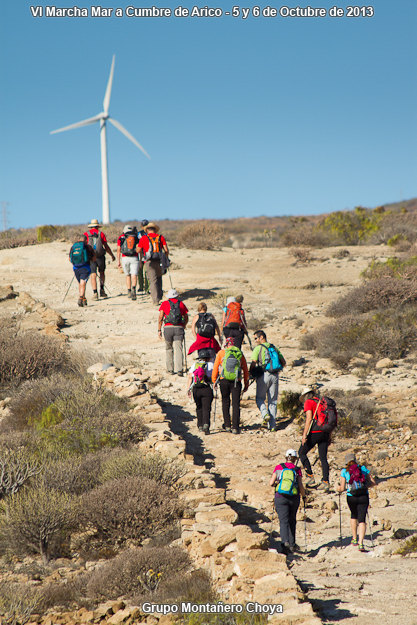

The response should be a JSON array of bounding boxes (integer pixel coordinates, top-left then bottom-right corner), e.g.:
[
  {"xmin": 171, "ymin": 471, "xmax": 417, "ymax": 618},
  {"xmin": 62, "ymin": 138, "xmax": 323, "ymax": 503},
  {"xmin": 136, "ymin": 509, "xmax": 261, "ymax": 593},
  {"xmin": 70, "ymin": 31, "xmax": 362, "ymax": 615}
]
[
  {"xmin": 224, "ymin": 302, "xmax": 244, "ymax": 328},
  {"xmin": 312, "ymin": 396, "xmax": 338, "ymax": 433}
]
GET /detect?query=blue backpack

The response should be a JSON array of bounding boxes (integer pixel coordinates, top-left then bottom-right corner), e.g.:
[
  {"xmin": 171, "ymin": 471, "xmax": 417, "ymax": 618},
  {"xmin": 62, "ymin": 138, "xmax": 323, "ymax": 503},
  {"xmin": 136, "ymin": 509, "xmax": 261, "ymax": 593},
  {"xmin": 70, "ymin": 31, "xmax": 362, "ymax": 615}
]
[
  {"xmin": 70, "ymin": 241, "xmax": 88, "ymax": 267},
  {"xmin": 261, "ymin": 343, "xmax": 283, "ymax": 373}
]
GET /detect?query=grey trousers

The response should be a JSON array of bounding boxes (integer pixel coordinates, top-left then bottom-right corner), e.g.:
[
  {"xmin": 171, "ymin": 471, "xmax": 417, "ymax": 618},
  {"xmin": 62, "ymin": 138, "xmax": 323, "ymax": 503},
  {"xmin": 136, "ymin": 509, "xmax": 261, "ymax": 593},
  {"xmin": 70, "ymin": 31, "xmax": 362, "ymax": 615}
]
[
  {"xmin": 145, "ymin": 260, "xmax": 163, "ymax": 304},
  {"xmin": 256, "ymin": 371, "xmax": 279, "ymax": 428},
  {"xmin": 163, "ymin": 325, "xmax": 184, "ymax": 373}
]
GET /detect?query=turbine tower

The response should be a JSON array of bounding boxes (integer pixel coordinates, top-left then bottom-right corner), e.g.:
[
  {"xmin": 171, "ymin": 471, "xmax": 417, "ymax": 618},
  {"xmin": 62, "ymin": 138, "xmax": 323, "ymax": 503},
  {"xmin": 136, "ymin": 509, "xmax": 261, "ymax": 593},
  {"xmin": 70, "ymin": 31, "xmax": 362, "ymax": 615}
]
[{"xmin": 50, "ymin": 56, "xmax": 150, "ymax": 224}]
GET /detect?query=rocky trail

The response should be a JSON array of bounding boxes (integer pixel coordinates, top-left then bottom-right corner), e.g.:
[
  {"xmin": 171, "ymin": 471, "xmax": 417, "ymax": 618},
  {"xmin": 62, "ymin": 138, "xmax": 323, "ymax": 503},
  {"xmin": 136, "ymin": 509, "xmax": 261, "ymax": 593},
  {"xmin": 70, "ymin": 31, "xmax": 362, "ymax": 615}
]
[{"xmin": 1, "ymin": 240, "xmax": 417, "ymax": 624}]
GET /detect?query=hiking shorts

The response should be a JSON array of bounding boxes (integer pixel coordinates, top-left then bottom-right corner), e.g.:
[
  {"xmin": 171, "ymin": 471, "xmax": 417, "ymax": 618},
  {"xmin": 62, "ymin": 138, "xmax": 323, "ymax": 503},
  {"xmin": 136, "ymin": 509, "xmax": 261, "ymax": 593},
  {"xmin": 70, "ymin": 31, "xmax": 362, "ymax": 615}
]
[
  {"xmin": 347, "ymin": 493, "xmax": 369, "ymax": 523},
  {"xmin": 90, "ymin": 255, "xmax": 106, "ymax": 274},
  {"xmin": 73, "ymin": 264, "xmax": 91, "ymax": 283},
  {"xmin": 121, "ymin": 256, "xmax": 139, "ymax": 276}
]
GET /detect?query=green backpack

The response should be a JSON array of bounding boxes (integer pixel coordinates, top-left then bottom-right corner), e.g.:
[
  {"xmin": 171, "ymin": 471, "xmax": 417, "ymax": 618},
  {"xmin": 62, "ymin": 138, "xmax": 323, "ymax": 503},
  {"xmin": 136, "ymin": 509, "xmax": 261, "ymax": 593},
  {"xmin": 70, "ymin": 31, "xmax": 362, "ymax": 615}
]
[{"xmin": 221, "ymin": 346, "xmax": 242, "ymax": 382}]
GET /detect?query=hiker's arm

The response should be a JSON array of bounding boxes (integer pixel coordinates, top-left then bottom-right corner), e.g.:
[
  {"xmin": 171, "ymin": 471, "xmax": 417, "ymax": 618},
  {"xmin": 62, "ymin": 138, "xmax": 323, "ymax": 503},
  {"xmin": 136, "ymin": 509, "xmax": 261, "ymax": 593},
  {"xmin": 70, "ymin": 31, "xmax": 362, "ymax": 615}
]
[
  {"xmin": 117, "ymin": 244, "xmax": 121, "ymax": 267},
  {"xmin": 162, "ymin": 238, "xmax": 169, "ymax": 256},
  {"xmin": 368, "ymin": 473, "xmax": 377, "ymax": 488},
  {"xmin": 215, "ymin": 320, "xmax": 222, "ymax": 340},
  {"xmin": 157, "ymin": 310, "xmax": 164, "ymax": 338},
  {"xmin": 269, "ymin": 471, "xmax": 278, "ymax": 488},
  {"xmin": 191, "ymin": 315, "xmax": 198, "ymax": 338},
  {"xmin": 212, "ymin": 355, "xmax": 220, "ymax": 385},
  {"xmin": 183, "ymin": 312, "xmax": 189, "ymax": 328},
  {"xmin": 278, "ymin": 350, "xmax": 286, "ymax": 368},
  {"xmin": 186, "ymin": 372, "xmax": 193, "ymax": 396},
  {"xmin": 337, "ymin": 476, "xmax": 346, "ymax": 493},
  {"xmin": 301, "ymin": 410, "xmax": 313, "ymax": 445},
  {"xmin": 298, "ymin": 475, "xmax": 306, "ymax": 498},
  {"xmin": 242, "ymin": 356, "xmax": 249, "ymax": 392},
  {"xmin": 221, "ymin": 311, "xmax": 226, "ymax": 329},
  {"xmin": 104, "ymin": 240, "xmax": 115, "ymax": 261}
]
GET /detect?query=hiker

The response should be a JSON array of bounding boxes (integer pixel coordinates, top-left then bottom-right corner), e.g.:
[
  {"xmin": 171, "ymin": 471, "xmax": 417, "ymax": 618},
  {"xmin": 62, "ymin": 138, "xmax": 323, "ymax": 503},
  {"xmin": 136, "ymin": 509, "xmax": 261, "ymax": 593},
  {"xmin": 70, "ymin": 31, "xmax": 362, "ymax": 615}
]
[
  {"xmin": 250, "ymin": 330, "xmax": 286, "ymax": 431},
  {"xmin": 187, "ymin": 351, "xmax": 214, "ymax": 435},
  {"xmin": 298, "ymin": 386, "xmax": 337, "ymax": 492},
  {"xmin": 212, "ymin": 337, "xmax": 249, "ymax": 434},
  {"xmin": 188, "ymin": 302, "xmax": 221, "ymax": 358},
  {"xmin": 337, "ymin": 452, "xmax": 376, "ymax": 552},
  {"xmin": 117, "ymin": 225, "xmax": 140, "ymax": 300},
  {"xmin": 138, "ymin": 222, "xmax": 169, "ymax": 305},
  {"xmin": 69, "ymin": 234, "xmax": 96, "ymax": 307},
  {"xmin": 84, "ymin": 218, "xmax": 115, "ymax": 299},
  {"xmin": 270, "ymin": 449, "xmax": 306, "ymax": 554},
  {"xmin": 158, "ymin": 289, "xmax": 188, "ymax": 376},
  {"xmin": 137, "ymin": 219, "xmax": 150, "ymax": 295},
  {"xmin": 221, "ymin": 296, "xmax": 248, "ymax": 349}
]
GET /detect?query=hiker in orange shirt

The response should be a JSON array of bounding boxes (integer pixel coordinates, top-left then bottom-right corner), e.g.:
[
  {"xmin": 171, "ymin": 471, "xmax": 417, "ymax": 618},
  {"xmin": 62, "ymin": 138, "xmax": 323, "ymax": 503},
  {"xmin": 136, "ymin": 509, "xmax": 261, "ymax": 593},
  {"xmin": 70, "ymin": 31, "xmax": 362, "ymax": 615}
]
[{"xmin": 212, "ymin": 337, "xmax": 249, "ymax": 434}]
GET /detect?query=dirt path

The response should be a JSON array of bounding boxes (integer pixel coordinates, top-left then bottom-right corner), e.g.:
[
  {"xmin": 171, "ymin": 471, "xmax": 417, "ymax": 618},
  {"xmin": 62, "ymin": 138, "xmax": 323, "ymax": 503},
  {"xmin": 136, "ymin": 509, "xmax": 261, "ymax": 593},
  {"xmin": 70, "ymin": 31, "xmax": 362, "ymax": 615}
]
[{"xmin": 1, "ymin": 240, "xmax": 417, "ymax": 624}]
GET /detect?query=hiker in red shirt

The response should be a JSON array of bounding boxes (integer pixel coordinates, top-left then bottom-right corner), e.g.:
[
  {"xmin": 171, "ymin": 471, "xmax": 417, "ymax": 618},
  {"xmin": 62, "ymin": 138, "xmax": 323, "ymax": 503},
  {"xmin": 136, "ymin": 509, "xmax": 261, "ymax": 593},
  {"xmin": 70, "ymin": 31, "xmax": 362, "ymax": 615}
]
[
  {"xmin": 138, "ymin": 222, "xmax": 169, "ymax": 305},
  {"xmin": 117, "ymin": 225, "xmax": 140, "ymax": 300},
  {"xmin": 83, "ymin": 218, "xmax": 115, "ymax": 300},
  {"xmin": 158, "ymin": 289, "xmax": 188, "ymax": 376},
  {"xmin": 299, "ymin": 386, "xmax": 331, "ymax": 492}
]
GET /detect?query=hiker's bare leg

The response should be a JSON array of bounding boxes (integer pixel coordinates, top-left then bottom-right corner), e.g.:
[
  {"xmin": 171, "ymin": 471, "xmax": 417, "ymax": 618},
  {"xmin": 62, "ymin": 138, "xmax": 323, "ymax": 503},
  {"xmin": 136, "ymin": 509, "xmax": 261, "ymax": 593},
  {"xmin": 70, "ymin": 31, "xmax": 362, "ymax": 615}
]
[
  {"xmin": 91, "ymin": 273, "xmax": 98, "ymax": 290},
  {"xmin": 126, "ymin": 275, "xmax": 132, "ymax": 290},
  {"xmin": 358, "ymin": 521, "xmax": 366, "ymax": 544},
  {"xmin": 99, "ymin": 269, "xmax": 105, "ymax": 288},
  {"xmin": 350, "ymin": 518, "xmax": 358, "ymax": 541},
  {"xmin": 131, "ymin": 274, "xmax": 137, "ymax": 288}
]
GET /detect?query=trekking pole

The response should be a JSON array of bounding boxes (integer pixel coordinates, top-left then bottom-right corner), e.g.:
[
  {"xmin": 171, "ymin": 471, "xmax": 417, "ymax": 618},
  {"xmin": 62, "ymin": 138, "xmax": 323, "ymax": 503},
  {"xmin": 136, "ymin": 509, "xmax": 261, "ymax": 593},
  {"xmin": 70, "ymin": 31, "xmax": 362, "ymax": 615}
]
[
  {"xmin": 182, "ymin": 336, "xmax": 188, "ymax": 372},
  {"xmin": 367, "ymin": 508, "xmax": 375, "ymax": 548},
  {"xmin": 62, "ymin": 275, "xmax": 75, "ymax": 303},
  {"xmin": 338, "ymin": 492, "xmax": 343, "ymax": 545},
  {"xmin": 303, "ymin": 497, "xmax": 307, "ymax": 552},
  {"xmin": 269, "ymin": 502, "xmax": 276, "ymax": 542},
  {"xmin": 167, "ymin": 267, "xmax": 174, "ymax": 289},
  {"xmin": 213, "ymin": 386, "xmax": 217, "ymax": 428}
]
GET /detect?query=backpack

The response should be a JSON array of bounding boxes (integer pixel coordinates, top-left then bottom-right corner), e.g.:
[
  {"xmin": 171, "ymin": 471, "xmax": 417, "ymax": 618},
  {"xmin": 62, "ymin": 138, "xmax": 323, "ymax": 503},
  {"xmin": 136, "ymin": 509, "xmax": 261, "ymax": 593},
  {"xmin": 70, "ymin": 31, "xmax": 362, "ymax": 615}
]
[
  {"xmin": 89, "ymin": 232, "xmax": 105, "ymax": 257},
  {"xmin": 120, "ymin": 233, "xmax": 138, "ymax": 256},
  {"xmin": 260, "ymin": 343, "xmax": 283, "ymax": 373},
  {"xmin": 312, "ymin": 396, "xmax": 338, "ymax": 433},
  {"xmin": 224, "ymin": 302, "xmax": 244, "ymax": 329},
  {"xmin": 221, "ymin": 346, "xmax": 242, "ymax": 382},
  {"xmin": 275, "ymin": 464, "xmax": 298, "ymax": 496},
  {"xmin": 196, "ymin": 313, "xmax": 216, "ymax": 338},
  {"xmin": 70, "ymin": 241, "xmax": 89, "ymax": 267},
  {"xmin": 164, "ymin": 300, "xmax": 183, "ymax": 325},
  {"xmin": 198, "ymin": 348, "xmax": 215, "ymax": 359},
  {"xmin": 193, "ymin": 361, "xmax": 211, "ymax": 388},
  {"xmin": 348, "ymin": 464, "xmax": 368, "ymax": 497},
  {"xmin": 145, "ymin": 234, "xmax": 162, "ymax": 261}
]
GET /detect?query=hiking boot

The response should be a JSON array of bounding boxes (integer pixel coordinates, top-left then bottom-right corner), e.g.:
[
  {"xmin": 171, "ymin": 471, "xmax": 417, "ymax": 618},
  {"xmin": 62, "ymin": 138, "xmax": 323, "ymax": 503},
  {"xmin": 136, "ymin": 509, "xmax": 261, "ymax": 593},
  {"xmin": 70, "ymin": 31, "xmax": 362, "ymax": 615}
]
[
  {"xmin": 305, "ymin": 474, "xmax": 316, "ymax": 487},
  {"xmin": 92, "ymin": 292, "xmax": 99, "ymax": 301},
  {"xmin": 261, "ymin": 415, "xmax": 269, "ymax": 429},
  {"xmin": 203, "ymin": 425, "xmax": 210, "ymax": 436},
  {"xmin": 351, "ymin": 538, "xmax": 359, "ymax": 546},
  {"xmin": 127, "ymin": 289, "xmax": 132, "ymax": 298},
  {"xmin": 100, "ymin": 287, "xmax": 108, "ymax": 298},
  {"xmin": 131, "ymin": 290, "xmax": 137, "ymax": 301},
  {"xmin": 222, "ymin": 426, "xmax": 232, "ymax": 433},
  {"xmin": 317, "ymin": 480, "xmax": 330, "ymax": 492},
  {"xmin": 176, "ymin": 371, "xmax": 184, "ymax": 377},
  {"xmin": 78, "ymin": 297, "xmax": 84, "ymax": 307},
  {"xmin": 283, "ymin": 542, "xmax": 293, "ymax": 554},
  {"xmin": 82, "ymin": 296, "xmax": 87, "ymax": 306},
  {"xmin": 358, "ymin": 543, "xmax": 368, "ymax": 553},
  {"xmin": 232, "ymin": 428, "xmax": 240, "ymax": 435},
  {"xmin": 198, "ymin": 426, "xmax": 204, "ymax": 432}
]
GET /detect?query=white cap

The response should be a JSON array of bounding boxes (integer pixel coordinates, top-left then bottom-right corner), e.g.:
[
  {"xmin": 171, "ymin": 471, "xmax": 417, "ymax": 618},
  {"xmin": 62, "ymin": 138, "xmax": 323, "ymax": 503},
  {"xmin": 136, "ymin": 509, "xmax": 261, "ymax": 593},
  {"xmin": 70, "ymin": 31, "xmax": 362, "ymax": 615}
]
[
  {"xmin": 286, "ymin": 449, "xmax": 298, "ymax": 458},
  {"xmin": 123, "ymin": 224, "xmax": 133, "ymax": 233},
  {"xmin": 167, "ymin": 289, "xmax": 178, "ymax": 299},
  {"xmin": 226, "ymin": 296, "xmax": 236, "ymax": 305}
]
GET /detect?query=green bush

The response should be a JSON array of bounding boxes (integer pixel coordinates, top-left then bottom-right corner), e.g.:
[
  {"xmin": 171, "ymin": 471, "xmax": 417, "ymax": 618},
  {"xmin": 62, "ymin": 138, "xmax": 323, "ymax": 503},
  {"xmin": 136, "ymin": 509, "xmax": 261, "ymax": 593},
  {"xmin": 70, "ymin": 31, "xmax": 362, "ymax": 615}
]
[
  {"xmin": 100, "ymin": 450, "xmax": 186, "ymax": 488},
  {"xmin": 0, "ymin": 486, "xmax": 79, "ymax": 562},
  {"xmin": 277, "ymin": 391, "xmax": 303, "ymax": 423},
  {"xmin": 52, "ymin": 378, "xmax": 130, "ymax": 422},
  {"xmin": 80, "ymin": 477, "xmax": 183, "ymax": 546},
  {"xmin": 320, "ymin": 206, "xmax": 383, "ymax": 245}
]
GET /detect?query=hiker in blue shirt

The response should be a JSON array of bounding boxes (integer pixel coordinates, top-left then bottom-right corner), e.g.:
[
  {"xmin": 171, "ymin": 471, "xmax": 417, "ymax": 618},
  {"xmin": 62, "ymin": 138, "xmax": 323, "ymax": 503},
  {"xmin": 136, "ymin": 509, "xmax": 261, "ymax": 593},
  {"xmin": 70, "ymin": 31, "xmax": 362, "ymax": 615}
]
[
  {"xmin": 69, "ymin": 234, "xmax": 96, "ymax": 307},
  {"xmin": 338, "ymin": 452, "xmax": 377, "ymax": 552},
  {"xmin": 250, "ymin": 330, "xmax": 286, "ymax": 431}
]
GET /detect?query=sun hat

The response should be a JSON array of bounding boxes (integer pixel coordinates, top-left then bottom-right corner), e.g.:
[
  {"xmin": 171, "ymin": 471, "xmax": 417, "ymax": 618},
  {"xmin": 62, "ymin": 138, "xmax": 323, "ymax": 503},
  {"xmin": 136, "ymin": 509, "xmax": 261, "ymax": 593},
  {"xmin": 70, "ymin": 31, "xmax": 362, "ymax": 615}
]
[
  {"xmin": 226, "ymin": 296, "xmax": 236, "ymax": 305},
  {"xmin": 286, "ymin": 449, "xmax": 298, "ymax": 458},
  {"xmin": 345, "ymin": 453, "xmax": 356, "ymax": 465},
  {"xmin": 167, "ymin": 289, "xmax": 178, "ymax": 299},
  {"xmin": 300, "ymin": 386, "xmax": 314, "ymax": 398},
  {"xmin": 144, "ymin": 222, "xmax": 160, "ymax": 232},
  {"xmin": 235, "ymin": 294, "xmax": 244, "ymax": 303},
  {"xmin": 88, "ymin": 218, "xmax": 102, "ymax": 228},
  {"xmin": 123, "ymin": 224, "xmax": 133, "ymax": 233}
]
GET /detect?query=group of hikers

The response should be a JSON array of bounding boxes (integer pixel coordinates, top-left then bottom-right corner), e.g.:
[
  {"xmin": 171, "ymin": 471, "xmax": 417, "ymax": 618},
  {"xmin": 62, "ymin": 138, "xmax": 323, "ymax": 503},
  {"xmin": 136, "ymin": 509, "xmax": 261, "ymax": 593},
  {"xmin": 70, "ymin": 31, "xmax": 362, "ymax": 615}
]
[
  {"xmin": 68, "ymin": 220, "xmax": 377, "ymax": 555},
  {"xmin": 68, "ymin": 218, "xmax": 168, "ymax": 307}
]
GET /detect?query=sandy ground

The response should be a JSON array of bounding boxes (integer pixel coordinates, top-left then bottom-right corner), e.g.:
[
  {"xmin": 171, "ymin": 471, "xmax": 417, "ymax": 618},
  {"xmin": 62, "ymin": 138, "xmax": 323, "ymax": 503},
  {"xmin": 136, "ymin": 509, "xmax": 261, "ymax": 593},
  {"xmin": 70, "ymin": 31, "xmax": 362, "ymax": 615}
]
[{"xmin": 1, "ymin": 240, "xmax": 417, "ymax": 624}]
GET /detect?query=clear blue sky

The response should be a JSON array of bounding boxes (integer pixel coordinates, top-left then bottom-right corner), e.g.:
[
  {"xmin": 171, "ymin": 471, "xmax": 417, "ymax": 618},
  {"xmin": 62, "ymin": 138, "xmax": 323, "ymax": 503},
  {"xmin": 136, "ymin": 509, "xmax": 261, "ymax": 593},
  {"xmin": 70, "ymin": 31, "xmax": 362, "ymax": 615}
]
[{"xmin": 1, "ymin": 1, "xmax": 416, "ymax": 228}]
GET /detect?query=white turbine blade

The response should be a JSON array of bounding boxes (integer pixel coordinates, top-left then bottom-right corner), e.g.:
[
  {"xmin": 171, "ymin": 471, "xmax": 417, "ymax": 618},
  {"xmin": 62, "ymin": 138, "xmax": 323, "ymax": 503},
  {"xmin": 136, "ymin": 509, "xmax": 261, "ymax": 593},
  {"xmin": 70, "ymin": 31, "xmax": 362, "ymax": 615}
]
[
  {"xmin": 108, "ymin": 118, "xmax": 150, "ymax": 159},
  {"xmin": 50, "ymin": 114, "xmax": 102, "ymax": 134},
  {"xmin": 103, "ymin": 55, "xmax": 115, "ymax": 115}
]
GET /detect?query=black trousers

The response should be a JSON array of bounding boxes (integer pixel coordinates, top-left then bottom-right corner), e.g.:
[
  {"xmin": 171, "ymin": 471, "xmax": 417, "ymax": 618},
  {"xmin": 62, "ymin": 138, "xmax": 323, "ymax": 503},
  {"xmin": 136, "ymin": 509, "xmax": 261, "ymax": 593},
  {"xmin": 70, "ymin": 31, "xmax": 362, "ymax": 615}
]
[
  {"xmin": 298, "ymin": 431, "xmax": 330, "ymax": 481},
  {"xmin": 219, "ymin": 379, "xmax": 241, "ymax": 429},
  {"xmin": 192, "ymin": 385, "xmax": 213, "ymax": 430},
  {"xmin": 347, "ymin": 493, "xmax": 369, "ymax": 523},
  {"xmin": 223, "ymin": 326, "xmax": 244, "ymax": 349},
  {"xmin": 274, "ymin": 493, "xmax": 300, "ymax": 546}
]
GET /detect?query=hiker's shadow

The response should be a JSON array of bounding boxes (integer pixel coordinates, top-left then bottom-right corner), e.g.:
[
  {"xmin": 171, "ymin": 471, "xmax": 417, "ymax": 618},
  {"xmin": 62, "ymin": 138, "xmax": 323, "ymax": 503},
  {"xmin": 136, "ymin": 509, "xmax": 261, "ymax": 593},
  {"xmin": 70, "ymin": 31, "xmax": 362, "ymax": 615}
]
[
  {"xmin": 159, "ymin": 400, "xmax": 214, "ymax": 465},
  {"xmin": 227, "ymin": 501, "xmax": 270, "ymax": 524},
  {"xmin": 179, "ymin": 288, "xmax": 221, "ymax": 301},
  {"xmin": 376, "ymin": 471, "xmax": 413, "ymax": 484},
  {"xmin": 298, "ymin": 592, "xmax": 355, "ymax": 622}
]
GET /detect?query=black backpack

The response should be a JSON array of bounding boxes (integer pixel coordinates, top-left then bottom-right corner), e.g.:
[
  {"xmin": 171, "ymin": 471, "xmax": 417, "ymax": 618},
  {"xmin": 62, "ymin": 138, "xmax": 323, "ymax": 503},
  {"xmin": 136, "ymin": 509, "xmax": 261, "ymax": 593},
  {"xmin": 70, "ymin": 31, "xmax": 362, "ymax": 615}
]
[
  {"xmin": 196, "ymin": 313, "xmax": 216, "ymax": 338},
  {"xmin": 165, "ymin": 300, "xmax": 183, "ymax": 325},
  {"xmin": 120, "ymin": 232, "xmax": 138, "ymax": 256}
]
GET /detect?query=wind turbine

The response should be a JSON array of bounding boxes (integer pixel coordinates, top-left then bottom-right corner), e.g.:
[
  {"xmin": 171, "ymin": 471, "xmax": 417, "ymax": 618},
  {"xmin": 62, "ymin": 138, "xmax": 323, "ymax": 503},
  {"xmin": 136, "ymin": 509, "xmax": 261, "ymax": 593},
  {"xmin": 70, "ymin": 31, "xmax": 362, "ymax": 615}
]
[{"xmin": 50, "ymin": 55, "xmax": 150, "ymax": 224}]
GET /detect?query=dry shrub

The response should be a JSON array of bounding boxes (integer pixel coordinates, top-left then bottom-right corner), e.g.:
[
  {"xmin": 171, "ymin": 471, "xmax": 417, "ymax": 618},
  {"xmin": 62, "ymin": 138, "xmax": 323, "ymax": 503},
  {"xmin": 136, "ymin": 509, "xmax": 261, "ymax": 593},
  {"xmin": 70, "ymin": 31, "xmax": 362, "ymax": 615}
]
[
  {"xmin": 333, "ymin": 248, "xmax": 351, "ymax": 259},
  {"xmin": 327, "ymin": 277, "xmax": 417, "ymax": 317},
  {"xmin": 301, "ymin": 308, "xmax": 417, "ymax": 369},
  {"xmin": 0, "ymin": 448, "xmax": 42, "ymax": 497},
  {"xmin": 0, "ymin": 581, "xmax": 42, "ymax": 625},
  {"xmin": 86, "ymin": 546, "xmax": 190, "ymax": 603},
  {"xmin": 279, "ymin": 222, "xmax": 337, "ymax": 247},
  {"xmin": 0, "ymin": 329, "xmax": 70, "ymax": 386},
  {"xmin": 52, "ymin": 379, "xmax": 130, "ymax": 422},
  {"xmin": 81, "ymin": 477, "xmax": 182, "ymax": 546},
  {"xmin": 41, "ymin": 453, "xmax": 103, "ymax": 495},
  {"xmin": 180, "ymin": 222, "xmax": 225, "ymax": 250},
  {"xmin": 39, "ymin": 576, "xmax": 87, "ymax": 611},
  {"xmin": 329, "ymin": 390, "xmax": 376, "ymax": 437},
  {"xmin": 0, "ymin": 486, "xmax": 79, "ymax": 562},
  {"xmin": 100, "ymin": 450, "xmax": 186, "ymax": 488},
  {"xmin": 396, "ymin": 534, "xmax": 417, "ymax": 556},
  {"xmin": 290, "ymin": 247, "xmax": 313, "ymax": 264}
]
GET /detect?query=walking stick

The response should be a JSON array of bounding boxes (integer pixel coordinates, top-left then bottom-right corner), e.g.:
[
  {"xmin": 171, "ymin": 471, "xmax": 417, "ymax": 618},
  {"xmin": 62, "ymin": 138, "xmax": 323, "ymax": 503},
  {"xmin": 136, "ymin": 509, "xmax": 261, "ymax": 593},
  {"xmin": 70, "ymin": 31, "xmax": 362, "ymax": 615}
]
[
  {"xmin": 167, "ymin": 267, "xmax": 174, "ymax": 289},
  {"xmin": 269, "ymin": 502, "xmax": 276, "ymax": 542},
  {"xmin": 303, "ymin": 497, "xmax": 307, "ymax": 552},
  {"xmin": 338, "ymin": 492, "xmax": 343, "ymax": 545},
  {"xmin": 62, "ymin": 275, "xmax": 75, "ymax": 303},
  {"xmin": 367, "ymin": 508, "xmax": 375, "ymax": 548},
  {"xmin": 182, "ymin": 335, "xmax": 188, "ymax": 372},
  {"xmin": 213, "ymin": 386, "xmax": 217, "ymax": 428}
]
